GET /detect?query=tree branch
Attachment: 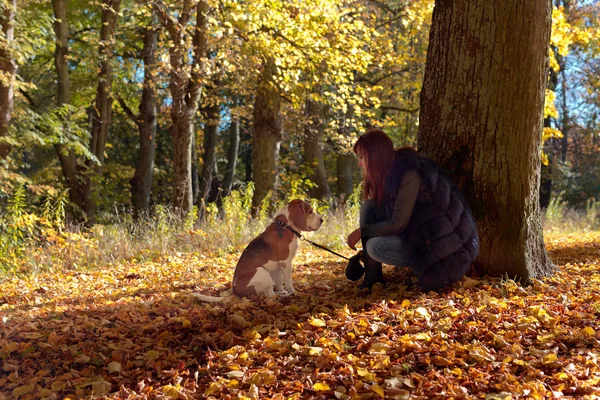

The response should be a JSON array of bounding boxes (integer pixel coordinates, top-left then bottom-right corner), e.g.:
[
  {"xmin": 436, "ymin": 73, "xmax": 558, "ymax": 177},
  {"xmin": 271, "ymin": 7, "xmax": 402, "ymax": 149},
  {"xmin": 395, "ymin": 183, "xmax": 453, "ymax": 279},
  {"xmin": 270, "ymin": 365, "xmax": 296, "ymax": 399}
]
[
  {"xmin": 152, "ymin": 1, "xmax": 177, "ymax": 39},
  {"xmin": 115, "ymin": 92, "xmax": 141, "ymax": 127},
  {"xmin": 380, "ymin": 105, "xmax": 420, "ymax": 114}
]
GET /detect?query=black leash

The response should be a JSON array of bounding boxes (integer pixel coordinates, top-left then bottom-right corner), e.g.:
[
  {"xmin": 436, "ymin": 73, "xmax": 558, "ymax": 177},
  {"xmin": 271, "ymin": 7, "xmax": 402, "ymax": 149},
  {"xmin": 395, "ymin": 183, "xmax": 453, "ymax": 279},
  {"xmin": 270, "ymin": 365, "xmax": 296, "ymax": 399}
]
[{"xmin": 274, "ymin": 220, "xmax": 351, "ymax": 261}]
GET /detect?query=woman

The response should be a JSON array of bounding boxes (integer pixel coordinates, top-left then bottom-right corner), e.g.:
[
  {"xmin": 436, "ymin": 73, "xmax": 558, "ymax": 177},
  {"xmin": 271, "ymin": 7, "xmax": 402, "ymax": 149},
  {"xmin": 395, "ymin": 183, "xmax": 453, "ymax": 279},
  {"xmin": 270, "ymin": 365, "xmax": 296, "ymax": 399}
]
[{"xmin": 347, "ymin": 128, "xmax": 480, "ymax": 292}]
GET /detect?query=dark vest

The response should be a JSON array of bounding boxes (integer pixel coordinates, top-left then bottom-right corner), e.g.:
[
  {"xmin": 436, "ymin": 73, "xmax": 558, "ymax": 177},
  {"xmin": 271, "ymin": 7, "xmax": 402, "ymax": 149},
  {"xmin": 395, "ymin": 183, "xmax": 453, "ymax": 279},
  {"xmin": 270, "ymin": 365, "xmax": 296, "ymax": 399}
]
[{"xmin": 384, "ymin": 149, "xmax": 480, "ymax": 288}]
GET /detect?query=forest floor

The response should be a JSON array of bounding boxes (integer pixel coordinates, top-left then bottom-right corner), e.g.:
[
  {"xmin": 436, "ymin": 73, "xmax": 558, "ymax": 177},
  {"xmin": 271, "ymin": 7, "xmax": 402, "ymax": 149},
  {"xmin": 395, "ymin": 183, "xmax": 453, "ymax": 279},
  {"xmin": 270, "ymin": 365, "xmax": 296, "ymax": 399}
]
[{"xmin": 1, "ymin": 231, "xmax": 599, "ymax": 399}]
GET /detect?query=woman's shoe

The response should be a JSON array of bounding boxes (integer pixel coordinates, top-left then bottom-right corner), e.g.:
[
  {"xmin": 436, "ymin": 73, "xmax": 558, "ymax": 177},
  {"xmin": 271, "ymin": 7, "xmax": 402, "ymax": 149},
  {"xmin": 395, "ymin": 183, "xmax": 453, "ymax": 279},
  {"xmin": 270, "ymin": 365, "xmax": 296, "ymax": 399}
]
[
  {"xmin": 358, "ymin": 252, "xmax": 385, "ymax": 290},
  {"xmin": 345, "ymin": 251, "xmax": 365, "ymax": 281}
]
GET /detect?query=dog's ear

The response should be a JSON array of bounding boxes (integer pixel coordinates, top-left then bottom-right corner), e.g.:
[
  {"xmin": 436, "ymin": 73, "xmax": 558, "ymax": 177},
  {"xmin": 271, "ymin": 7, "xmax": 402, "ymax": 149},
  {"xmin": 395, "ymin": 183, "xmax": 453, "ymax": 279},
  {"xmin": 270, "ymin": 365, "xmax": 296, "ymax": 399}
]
[
  {"xmin": 301, "ymin": 200, "xmax": 313, "ymax": 215},
  {"xmin": 289, "ymin": 201, "xmax": 308, "ymax": 229}
]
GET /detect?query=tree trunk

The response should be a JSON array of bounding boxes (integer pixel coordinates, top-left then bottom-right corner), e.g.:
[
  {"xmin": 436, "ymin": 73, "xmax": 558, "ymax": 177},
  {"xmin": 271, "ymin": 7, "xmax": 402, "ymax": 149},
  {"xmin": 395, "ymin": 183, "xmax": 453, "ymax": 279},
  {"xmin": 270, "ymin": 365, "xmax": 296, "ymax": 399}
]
[
  {"xmin": 417, "ymin": 0, "xmax": 554, "ymax": 281},
  {"xmin": 130, "ymin": 14, "xmax": 158, "ymax": 217},
  {"xmin": 52, "ymin": 0, "xmax": 86, "ymax": 219},
  {"xmin": 222, "ymin": 118, "xmax": 240, "ymax": 197},
  {"xmin": 242, "ymin": 120, "xmax": 252, "ymax": 183},
  {"xmin": 83, "ymin": 0, "xmax": 121, "ymax": 224},
  {"xmin": 0, "ymin": 0, "xmax": 16, "ymax": 159},
  {"xmin": 198, "ymin": 102, "xmax": 220, "ymax": 205},
  {"xmin": 251, "ymin": 58, "xmax": 281, "ymax": 215},
  {"xmin": 191, "ymin": 132, "xmax": 200, "ymax": 205},
  {"xmin": 336, "ymin": 153, "xmax": 355, "ymax": 201},
  {"xmin": 156, "ymin": 0, "xmax": 208, "ymax": 216},
  {"xmin": 304, "ymin": 97, "xmax": 331, "ymax": 200}
]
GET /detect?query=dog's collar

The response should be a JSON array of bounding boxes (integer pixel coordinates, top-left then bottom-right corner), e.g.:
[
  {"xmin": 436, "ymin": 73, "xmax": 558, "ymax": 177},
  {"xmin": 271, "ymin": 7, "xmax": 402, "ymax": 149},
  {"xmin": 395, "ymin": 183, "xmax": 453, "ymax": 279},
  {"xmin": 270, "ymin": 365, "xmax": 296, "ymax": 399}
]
[{"xmin": 274, "ymin": 219, "xmax": 302, "ymax": 239}]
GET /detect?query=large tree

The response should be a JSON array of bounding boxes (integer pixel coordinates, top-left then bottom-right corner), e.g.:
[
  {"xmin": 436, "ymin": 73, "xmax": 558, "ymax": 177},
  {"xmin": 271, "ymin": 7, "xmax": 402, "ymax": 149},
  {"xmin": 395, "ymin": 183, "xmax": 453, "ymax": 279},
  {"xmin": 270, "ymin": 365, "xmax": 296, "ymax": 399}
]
[
  {"xmin": 251, "ymin": 57, "xmax": 281, "ymax": 214},
  {"xmin": 417, "ymin": 0, "xmax": 554, "ymax": 281},
  {"xmin": 304, "ymin": 95, "xmax": 331, "ymax": 201}
]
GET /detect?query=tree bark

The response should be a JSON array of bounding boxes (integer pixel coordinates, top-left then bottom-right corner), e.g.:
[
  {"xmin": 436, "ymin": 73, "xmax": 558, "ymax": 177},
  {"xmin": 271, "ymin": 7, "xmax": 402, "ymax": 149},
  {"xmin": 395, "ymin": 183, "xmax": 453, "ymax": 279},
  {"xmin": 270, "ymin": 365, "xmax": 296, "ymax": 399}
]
[
  {"xmin": 417, "ymin": 0, "xmax": 554, "ymax": 281},
  {"xmin": 304, "ymin": 97, "xmax": 331, "ymax": 200},
  {"xmin": 83, "ymin": 0, "xmax": 121, "ymax": 224},
  {"xmin": 222, "ymin": 118, "xmax": 240, "ymax": 197},
  {"xmin": 241, "ymin": 120, "xmax": 252, "ymax": 183},
  {"xmin": 336, "ymin": 153, "xmax": 355, "ymax": 201},
  {"xmin": 0, "ymin": 0, "xmax": 16, "ymax": 159},
  {"xmin": 198, "ymin": 102, "xmax": 220, "ymax": 205},
  {"xmin": 251, "ymin": 58, "xmax": 281, "ymax": 215},
  {"xmin": 130, "ymin": 13, "xmax": 158, "ymax": 217},
  {"xmin": 155, "ymin": 0, "xmax": 208, "ymax": 217},
  {"xmin": 52, "ymin": 0, "xmax": 86, "ymax": 219}
]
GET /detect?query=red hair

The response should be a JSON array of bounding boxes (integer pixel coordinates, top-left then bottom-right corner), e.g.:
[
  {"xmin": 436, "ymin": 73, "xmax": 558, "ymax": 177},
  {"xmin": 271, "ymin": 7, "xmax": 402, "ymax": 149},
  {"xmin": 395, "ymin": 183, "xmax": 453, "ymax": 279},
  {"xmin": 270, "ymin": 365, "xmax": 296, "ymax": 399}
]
[{"xmin": 353, "ymin": 128, "xmax": 395, "ymax": 203}]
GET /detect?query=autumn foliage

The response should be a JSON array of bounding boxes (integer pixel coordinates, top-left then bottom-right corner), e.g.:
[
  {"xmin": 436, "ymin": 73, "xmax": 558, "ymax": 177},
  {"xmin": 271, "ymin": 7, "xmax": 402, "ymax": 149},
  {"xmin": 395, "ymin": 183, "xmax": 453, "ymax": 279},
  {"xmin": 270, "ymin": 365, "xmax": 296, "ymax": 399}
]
[{"xmin": 1, "ymin": 230, "xmax": 599, "ymax": 399}]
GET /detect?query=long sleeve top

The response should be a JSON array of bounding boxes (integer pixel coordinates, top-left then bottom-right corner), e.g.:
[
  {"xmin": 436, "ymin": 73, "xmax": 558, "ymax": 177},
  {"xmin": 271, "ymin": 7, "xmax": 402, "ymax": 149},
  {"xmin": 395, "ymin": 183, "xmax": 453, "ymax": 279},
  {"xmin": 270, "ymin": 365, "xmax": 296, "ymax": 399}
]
[{"xmin": 361, "ymin": 170, "xmax": 421, "ymax": 239}]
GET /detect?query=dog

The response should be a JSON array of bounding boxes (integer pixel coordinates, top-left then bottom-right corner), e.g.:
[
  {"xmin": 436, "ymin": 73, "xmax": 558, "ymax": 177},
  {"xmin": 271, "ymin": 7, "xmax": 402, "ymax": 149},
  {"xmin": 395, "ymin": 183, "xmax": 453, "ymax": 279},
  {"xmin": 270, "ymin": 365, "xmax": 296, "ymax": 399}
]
[{"xmin": 193, "ymin": 199, "xmax": 322, "ymax": 302}]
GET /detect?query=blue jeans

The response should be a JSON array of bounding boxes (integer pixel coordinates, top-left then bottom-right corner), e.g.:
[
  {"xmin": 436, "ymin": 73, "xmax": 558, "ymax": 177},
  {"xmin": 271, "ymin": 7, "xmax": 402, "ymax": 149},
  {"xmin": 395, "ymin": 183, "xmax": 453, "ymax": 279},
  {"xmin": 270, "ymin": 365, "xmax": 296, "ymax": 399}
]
[{"xmin": 360, "ymin": 199, "xmax": 412, "ymax": 267}]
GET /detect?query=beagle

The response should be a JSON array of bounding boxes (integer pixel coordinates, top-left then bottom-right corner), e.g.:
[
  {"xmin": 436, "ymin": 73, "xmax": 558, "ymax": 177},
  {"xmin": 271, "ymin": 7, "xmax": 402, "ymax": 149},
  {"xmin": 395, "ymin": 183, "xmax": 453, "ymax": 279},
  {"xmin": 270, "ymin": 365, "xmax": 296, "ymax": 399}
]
[{"xmin": 193, "ymin": 199, "xmax": 322, "ymax": 302}]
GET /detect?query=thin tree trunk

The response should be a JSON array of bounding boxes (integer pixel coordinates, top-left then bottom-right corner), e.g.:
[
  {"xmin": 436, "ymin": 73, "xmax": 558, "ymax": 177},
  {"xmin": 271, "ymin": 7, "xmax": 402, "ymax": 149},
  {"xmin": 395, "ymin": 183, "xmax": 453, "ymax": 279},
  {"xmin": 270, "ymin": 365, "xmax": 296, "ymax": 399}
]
[
  {"xmin": 0, "ymin": 0, "xmax": 16, "ymax": 159},
  {"xmin": 336, "ymin": 153, "xmax": 355, "ymax": 202},
  {"xmin": 418, "ymin": 0, "xmax": 554, "ymax": 281},
  {"xmin": 155, "ymin": 0, "xmax": 208, "ymax": 217},
  {"xmin": 52, "ymin": 0, "xmax": 85, "ymax": 219},
  {"xmin": 83, "ymin": 0, "xmax": 121, "ymax": 224},
  {"xmin": 191, "ymin": 132, "xmax": 200, "ymax": 205},
  {"xmin": 251, "ymin": 58, "xmax": 281, "ymax": 215},
  {"xmin": 304, "ymin": 97, "xmax": 331, "ymax": 200},
  {"xmin": 198, "ymin": 102, "xmax": 220, "ymax": 205},
  {"xmin": 222, "ymin": 118, "xmax": 240, "ymax": 197},
  {"xmin": 130, "ymin": 14, "xmax": 158, "ymax": 217},
  {"xmin": 242, "ymin": 120, "xmax": 252, "ymax": 183}
]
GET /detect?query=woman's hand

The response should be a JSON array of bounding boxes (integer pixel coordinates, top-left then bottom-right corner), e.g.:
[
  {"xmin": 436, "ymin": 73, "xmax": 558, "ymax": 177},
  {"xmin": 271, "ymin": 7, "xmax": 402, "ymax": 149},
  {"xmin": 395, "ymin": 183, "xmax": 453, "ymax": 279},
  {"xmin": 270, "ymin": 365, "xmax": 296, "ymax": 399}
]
[{"xmin": 347, "ymin": 228, "xmax": 361, "ymax": 250}]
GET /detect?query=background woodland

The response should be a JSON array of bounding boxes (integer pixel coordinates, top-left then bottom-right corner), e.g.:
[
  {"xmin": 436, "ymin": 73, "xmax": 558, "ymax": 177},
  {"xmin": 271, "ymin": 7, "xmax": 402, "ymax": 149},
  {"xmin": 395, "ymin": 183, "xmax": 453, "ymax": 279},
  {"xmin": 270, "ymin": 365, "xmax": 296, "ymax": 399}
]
[{"xmin": 0, "ymin": 0, "xmax": 599, "ymax": 270}]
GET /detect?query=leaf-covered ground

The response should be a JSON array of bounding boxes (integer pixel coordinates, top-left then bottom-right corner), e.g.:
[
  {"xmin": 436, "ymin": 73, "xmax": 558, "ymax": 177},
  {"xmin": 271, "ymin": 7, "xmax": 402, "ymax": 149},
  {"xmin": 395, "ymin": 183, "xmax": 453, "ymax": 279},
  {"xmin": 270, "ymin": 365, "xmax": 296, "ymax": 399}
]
[{"xmin": 1, "ymin": 232, "xmax": 599, "ymax": 399}]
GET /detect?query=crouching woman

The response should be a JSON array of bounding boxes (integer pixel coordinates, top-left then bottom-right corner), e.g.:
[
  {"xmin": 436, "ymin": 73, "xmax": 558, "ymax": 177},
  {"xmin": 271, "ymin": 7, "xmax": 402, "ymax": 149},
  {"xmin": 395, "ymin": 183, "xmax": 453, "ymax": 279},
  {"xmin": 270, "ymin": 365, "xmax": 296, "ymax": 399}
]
[{"xmin": 346, "ymin": 128, "xmax": 480, "ymax": 292}]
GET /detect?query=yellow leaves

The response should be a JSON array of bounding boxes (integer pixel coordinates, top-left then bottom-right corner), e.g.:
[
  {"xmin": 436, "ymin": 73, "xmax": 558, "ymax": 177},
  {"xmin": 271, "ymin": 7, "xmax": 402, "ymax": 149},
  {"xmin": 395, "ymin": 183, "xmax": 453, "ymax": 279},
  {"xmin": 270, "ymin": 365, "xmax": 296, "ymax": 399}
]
[
  {"xmin": 243, "ymin": 329, "xmax": 261, "ymax": 341},
  {"xmin": 371, "ymin": 383, "xmax": 385, "ymax": 398},
  {"xmin": 313, "ymin": 381, "xmax": 331, "ymax": 391},
  {"xmin": 204, "ymin": 382, "xmax": 221, "ymax": 396},
  {"xmin": 2, "ymin": 230, "xmax": 600, "ymax": 399},
  {"xmin": 414, "ymin": 306, "xmax": 431, "ymax": 321},
  {"xmin": 544, "ymin": 89, "xmax": 559, "ymax": 119},
  {"xmin": 542, "ymin": 352, "xmax": 558, "ymax": 364},
  {"xmin": 356, "ymin": 367, "xmax": 377, "ymax": 382},
  {"xmin": 581, "ymin": 326, "xmax": 595, "ymax": 337},
  {"xmin": 369, "ymin": 342, "xmax": 392, "ymax": 354},
  {"xmin": 308, "ymin": 317, "xmax": 327, "ymax": 328},
  {"xmin": 527, "ymin": 305, "xmax": 556, "ymax": 326}
]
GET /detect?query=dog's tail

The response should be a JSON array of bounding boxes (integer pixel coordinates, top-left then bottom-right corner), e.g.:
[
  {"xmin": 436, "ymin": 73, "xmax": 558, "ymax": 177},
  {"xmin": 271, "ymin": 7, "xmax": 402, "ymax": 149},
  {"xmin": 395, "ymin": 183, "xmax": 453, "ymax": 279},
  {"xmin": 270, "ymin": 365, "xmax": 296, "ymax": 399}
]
[{"xmin": 191, "ymin": 292, "xmax": 229, "ymax": 303}]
